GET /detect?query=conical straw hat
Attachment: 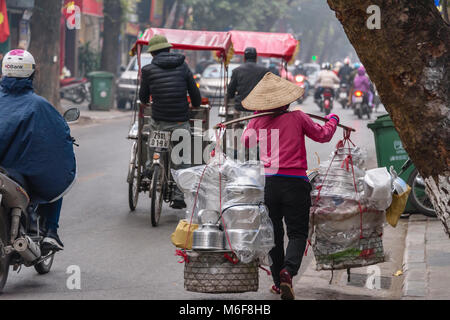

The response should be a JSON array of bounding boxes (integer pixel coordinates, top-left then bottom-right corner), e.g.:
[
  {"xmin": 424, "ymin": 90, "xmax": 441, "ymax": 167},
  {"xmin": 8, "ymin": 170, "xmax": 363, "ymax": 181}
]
[{"xmin": 242, "ymin": 72, "xmax": 305, "ymax": 111}]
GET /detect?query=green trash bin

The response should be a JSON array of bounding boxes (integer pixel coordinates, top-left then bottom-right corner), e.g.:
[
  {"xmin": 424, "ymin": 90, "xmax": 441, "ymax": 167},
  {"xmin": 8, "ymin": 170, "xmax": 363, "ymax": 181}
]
[
  {"xmin": 367, "ymin": 114, "xmax": 416, "ymax": 212},
  {"xmin": 87, "ymin": 71, "xmax": 114, "ymax": 110}
]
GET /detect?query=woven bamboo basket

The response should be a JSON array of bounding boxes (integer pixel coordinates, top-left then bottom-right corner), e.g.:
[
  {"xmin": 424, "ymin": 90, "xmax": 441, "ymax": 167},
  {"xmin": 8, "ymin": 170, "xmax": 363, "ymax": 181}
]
[{"xmin": 184, "ymin": 251, "xmax": 259, "ymax": 293}]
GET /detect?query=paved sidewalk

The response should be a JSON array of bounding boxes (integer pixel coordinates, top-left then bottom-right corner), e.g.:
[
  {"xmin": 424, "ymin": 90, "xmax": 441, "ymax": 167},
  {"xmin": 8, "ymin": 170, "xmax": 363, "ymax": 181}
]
[
  {"xmin": 293, "ymin": 220, "xmax": 407, "ymax": 300},
  {"xmin": 61, "ymin": 98, "xmax": 133, "ymax": 123},
  {"xmin": 78, "ymin": 109, "xmax": 132, "ymax": 122},
  {"xmin": 402, "ymin": 215, "xmax": 450, "ymax": 299}
]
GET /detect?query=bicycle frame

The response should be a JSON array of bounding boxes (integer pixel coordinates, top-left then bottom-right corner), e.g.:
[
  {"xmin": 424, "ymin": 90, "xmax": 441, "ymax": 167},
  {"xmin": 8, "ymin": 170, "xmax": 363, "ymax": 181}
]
[{"xmin": 149, "ymin": 145, "xmax": 174, "ymax": 203}]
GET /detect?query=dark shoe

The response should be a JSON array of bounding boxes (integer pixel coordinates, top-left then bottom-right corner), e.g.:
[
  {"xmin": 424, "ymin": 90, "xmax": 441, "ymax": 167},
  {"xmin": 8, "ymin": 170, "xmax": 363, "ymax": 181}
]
[
  {"xmin": 42, "ymin": 229, "xmax": 64, "ymax": 254},
  {"xmin": 170, "ymin": 199, "xmax": 186, "ymax": 210},
  {"xmin": 270, "ymin": 285, "xmax": 280, "ymax": 295},
  {"xmin": 279, "ymin": 269, "xmax": 295, "ymax": 300}
]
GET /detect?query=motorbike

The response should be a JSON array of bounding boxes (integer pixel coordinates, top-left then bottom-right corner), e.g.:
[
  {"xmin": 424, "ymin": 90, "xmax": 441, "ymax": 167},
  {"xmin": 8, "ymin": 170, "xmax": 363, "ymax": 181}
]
[
  {"xmin": 352, "ymin": 90, "xmax": 371, "ymax": 119},
  {"xmin": 294, "ymin": 74, "xmax": 309, "ymax": 104},
  {"xmin": 337, "ymin": 82, "xmax": 349, "ymax": 108},
  {"xmin": 0, "ymin": 108, "xmax": 80, "ymax": 293},
  {"xmin": 319, "ymin": 88, "xmax": 334, "ymax": 116},
  {"xmin": 60, "ymin": 78, "xmax": 91, "ymax": 105}
]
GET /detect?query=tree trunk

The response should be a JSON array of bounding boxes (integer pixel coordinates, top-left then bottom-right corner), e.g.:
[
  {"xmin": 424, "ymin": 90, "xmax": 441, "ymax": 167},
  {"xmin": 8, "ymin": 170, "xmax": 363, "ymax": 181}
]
[
  {"xmin": 327, "ymin": 0, "xmax": 450, "ymax": 236},
  {"xmin": 28, "ymin": 0, "xmax": 63, "ymax": 112},
  {"xmin": 442, "ymin": 0, "xmax": 449, "ymax": 24},
  {"xmin": 101, "ymin": 0, "xmax": 122, "ymax": 75}
]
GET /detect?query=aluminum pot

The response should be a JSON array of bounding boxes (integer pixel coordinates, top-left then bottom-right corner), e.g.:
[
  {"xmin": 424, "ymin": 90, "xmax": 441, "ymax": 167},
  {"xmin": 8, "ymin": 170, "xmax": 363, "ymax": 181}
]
[
  {"xmin": 224, "ymin": 184, "xmax": 264, "ymax": 204},
  {"xmin": 223, "ymin": 229, "xmax": 259, "ymax": 250},
  {"xmin": 221, "ymin": 205, "xmax": 261, "ymax": 230},
  {"xmin": 192, "ymin": 224, "xmax": 224, "ymax": 251}
]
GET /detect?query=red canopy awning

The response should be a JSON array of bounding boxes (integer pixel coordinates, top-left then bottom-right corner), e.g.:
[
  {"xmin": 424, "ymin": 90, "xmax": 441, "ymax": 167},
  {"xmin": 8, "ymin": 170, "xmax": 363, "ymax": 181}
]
[
  {"xmin": 229, "ymin": 30, "xmax": 299, "ymax": 62},
  {"xmin": 131, "ymin": 28, "xmax": 232, "ymax": 59}
]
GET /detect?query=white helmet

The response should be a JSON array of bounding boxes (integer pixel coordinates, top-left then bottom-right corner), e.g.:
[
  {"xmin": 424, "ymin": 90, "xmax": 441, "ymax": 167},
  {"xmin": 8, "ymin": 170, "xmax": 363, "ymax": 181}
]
[{"xmin": 2, "ymin": 49, "xmax": 36, "ymax": 78}]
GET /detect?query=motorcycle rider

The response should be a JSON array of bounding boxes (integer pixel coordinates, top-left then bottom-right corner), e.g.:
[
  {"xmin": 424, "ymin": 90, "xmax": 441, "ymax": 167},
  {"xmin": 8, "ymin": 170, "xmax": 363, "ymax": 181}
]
[
  {"xmin": 267, "ymin": 58, "xmax": 281, "ymax": 77},
  {"xmin": 227, "ymin": 47, "xmax": 270, "ymax": 113},
  {"xmin": 338, "ymin": 57, "xmax": 353, "ymax": 86},
  {"xmin": 139, "ymin": 35, "xmax": 201, "ymax": 209},
  {"xmin": 349, "ymin": 65, "xmax": 374, "ymax": 108},
  {"xmin": 314, "ymin": 62, "xmax": 340, "ymax": 106},
  {"xmin": 0, "ymin": 49, "xmax": 77, "ymax": 252}
]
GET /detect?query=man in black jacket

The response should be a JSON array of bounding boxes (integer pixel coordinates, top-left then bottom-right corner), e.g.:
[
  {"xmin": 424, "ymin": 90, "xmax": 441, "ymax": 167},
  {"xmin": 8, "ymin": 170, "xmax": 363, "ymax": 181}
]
[
  {"xmin": 227, "ymin": 47, "xmax": 269, "ymax": 112},
  {"xmin": 139, "ymin": 35, "xmax": 201, "ymax": 209}
]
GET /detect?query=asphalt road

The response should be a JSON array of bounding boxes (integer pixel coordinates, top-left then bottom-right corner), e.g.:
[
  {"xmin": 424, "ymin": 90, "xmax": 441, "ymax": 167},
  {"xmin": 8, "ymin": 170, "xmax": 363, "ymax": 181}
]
[{"xmin": 0, "ymin": 97, "xmax": 386, "ymax": 299}]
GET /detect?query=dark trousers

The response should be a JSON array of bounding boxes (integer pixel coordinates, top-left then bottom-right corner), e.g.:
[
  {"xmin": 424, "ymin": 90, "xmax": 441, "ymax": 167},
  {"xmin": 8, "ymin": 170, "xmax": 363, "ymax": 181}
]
[
  {"xmin": 37, "ymin": 198, "xmax": 63, "ymax": 231},
  {"xmin": 264, "ymin": 176, "xmax": 312, "ymax": 286}
]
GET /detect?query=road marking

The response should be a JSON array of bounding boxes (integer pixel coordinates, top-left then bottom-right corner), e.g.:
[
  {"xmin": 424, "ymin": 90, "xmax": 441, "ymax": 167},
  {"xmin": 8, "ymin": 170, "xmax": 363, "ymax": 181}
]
[{"xmin": 77, "ymin": 172, "xmax": 106, "ymax": 183}]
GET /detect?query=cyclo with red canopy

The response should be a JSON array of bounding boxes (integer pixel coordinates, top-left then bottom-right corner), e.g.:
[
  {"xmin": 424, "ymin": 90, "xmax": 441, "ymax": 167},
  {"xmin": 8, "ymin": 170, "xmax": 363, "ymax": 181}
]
[
  {"xmin": 223, "ymin": 30, "xmax": 299, "ymax": 120},
  {"xmin": 127, "ymin": 28, "xmax": 233, "ymax": 227}
]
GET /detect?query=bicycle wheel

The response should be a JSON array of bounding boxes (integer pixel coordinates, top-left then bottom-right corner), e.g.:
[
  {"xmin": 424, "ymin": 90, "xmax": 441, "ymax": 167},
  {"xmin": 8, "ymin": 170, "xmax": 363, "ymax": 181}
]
[
  {"xmin": 128, "ymin": 142, "xmax": 141, "ymax": 211},
  {"xmin": 150, "ymin": 166, "xmax": 164, "ymax": 227},
  {"xmin": 407, "ymin": 168, "xmax": 436, "ymax": 217},
  {"xmin": 72, "ymin": 88, "xmax": 85, "ymax": 104},
  {"xmin": 0, "ymin": 208, "xmax": 10, "ymax": 293}
]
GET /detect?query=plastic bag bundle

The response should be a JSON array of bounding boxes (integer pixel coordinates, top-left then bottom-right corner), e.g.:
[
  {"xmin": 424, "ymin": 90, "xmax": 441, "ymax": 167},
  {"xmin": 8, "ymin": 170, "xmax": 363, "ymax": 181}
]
[
  {"xmin": 311, "ymin": 147, "xmax": 366, "ymax": 201},
  {"xmin": 310, "ymin": 147, "xmax": 385, "ymax": 270},
  {"xmin": 311, "ymin": 207, "xmax": 385, "ymax": 270},
  {"xmin": 172, "ymin": 154, "xmax": 274, "ymax": 264}
]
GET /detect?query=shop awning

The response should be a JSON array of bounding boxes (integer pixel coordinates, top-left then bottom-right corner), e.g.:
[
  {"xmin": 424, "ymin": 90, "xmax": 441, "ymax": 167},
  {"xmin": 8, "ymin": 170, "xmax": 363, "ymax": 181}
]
[
  {"xmin": 229, "ymin": 30, "xmax": 299, "ymax": 62},
  {"xmin": 63, "ymin": 0, "xmax": 103, "ymax": 18}
]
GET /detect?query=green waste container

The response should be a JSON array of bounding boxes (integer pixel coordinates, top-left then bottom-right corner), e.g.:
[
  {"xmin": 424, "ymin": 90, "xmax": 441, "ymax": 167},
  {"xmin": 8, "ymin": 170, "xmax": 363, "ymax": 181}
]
[
  {"xmin": 87, "ymin": 71, "xmax": 114, "ymax": 110},
  {"xmin": 367, "ymin": 114, "xmax": 416, "ymax": 212}
]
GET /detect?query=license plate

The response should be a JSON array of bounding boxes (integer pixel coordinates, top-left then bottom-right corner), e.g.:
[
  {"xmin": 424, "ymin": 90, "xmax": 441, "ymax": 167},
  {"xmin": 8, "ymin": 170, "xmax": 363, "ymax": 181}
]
[
  {"xmin": 354, "ymin": 97, "xmax": 363, "ymax": 103},
  {"xmin": 339, "ymin": 92, "xmax": 347, "ymax": 99},
  {"xmin": 149, "ymin": 131, "xmax": 171, "ymax": 149}
]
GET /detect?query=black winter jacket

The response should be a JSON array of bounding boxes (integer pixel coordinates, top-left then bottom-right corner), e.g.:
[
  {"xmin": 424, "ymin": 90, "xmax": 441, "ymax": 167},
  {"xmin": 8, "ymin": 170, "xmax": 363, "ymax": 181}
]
[
  {"xmin": 139, "ymin": 52, "xmax": 201, "ymax": 122},
  {"xmin": 227, "ymin": 61, "xmax": 269, "ymax": 112}
]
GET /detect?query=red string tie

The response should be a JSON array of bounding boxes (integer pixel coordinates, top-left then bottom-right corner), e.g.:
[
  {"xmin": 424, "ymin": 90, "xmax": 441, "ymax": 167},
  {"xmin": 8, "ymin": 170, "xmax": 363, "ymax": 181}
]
[
  {"xmin": 175, "ymin": 249, "xmax": 189, "ymax": 264},
  {"xmin": 224, "ymin": 253, "xmax": 239, "ymax": 265},
  {"xmin": 259, "ymin": 265, "xmax": 272, "ymax": 276}
]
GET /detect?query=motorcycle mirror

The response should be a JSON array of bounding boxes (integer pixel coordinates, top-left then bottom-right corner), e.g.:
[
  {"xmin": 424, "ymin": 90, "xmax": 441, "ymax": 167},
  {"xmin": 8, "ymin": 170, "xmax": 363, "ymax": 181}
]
[{"xmin": 63, "ymin": 108, "xmax": 80, "ymax": 123}]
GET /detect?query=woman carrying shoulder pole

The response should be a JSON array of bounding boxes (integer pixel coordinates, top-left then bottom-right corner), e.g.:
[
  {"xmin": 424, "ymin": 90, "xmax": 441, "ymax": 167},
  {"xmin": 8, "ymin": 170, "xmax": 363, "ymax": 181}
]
[{"xmin": 241, "ymin": 73, "xmax": 340, "ymax": 300}]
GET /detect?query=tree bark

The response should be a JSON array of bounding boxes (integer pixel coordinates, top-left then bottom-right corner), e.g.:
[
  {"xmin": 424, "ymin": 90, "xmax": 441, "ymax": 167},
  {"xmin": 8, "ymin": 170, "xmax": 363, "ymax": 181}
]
[
  {"xmin": 441, "ymin": 0, "xmax": 449, "ymax": 23},
  {"xmin": 101, "ymin": 0, "xmax": 122, "ymax": 75},
  {"xmin": 327, "ymin": 0, "xmax": 450, "ymax": 236},
  {"xmin": 28, "ymin": 0, "xmax": 63, "ymax": 112}
]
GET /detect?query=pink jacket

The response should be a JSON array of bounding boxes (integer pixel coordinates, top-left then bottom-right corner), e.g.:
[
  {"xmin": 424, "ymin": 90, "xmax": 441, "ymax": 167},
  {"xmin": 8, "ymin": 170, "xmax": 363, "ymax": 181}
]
[{"xmin": 241, "ymin": 110, "xmax": 338, "ymax": 178}]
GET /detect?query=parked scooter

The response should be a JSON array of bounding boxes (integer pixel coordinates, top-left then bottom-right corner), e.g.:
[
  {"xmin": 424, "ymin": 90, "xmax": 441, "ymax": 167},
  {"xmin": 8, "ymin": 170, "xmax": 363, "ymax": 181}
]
[
  {"xmin": 0, "ymin": 108, "xmax": 80, "ymax": 293},
  {"xmin": 397, "ymin": 159, "xmax": 436, "ymax": 217},
  {"xmin": 351, "ymin": 90, "xmax": 371, "ymax": 119},
  {"xmin": 60, "ymin": 78, "xmax": 91, "ymax": 105}
]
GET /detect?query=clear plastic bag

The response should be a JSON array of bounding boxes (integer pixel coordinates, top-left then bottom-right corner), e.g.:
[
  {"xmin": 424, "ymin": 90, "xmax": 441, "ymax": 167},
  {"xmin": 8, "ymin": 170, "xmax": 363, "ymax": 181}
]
[{"xmin": 363, "ymin": 167, "xmax": 393, "ymax": 210}]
